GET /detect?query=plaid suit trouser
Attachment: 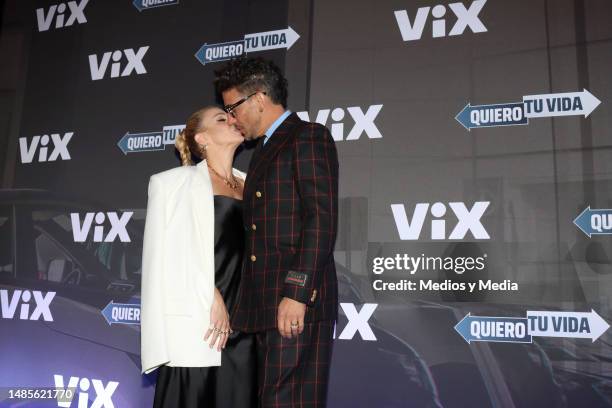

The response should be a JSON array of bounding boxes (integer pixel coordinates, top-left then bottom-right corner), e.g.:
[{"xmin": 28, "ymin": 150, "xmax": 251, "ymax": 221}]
[{"xmin": 256, "ymin": 320, "xmax": 335, "ymax": 408}]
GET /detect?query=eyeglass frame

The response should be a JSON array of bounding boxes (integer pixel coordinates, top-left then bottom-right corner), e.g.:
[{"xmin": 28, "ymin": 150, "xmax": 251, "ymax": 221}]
[{"xmin": 223, "ymin": 91, "xmax": 267, "ymax": 117}]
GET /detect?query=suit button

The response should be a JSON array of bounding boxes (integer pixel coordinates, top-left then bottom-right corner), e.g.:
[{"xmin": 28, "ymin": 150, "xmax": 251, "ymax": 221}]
[
  {"xmin": 250, "ymin": 255, "xmax": 257, "ymax": 262},
  {"xmin": 256, "ymin": 191, "xmax": 262, "ymax": 198},
  {"xmin": 251, "ymin": 224, "xmax": 257, "ymax": 231}
]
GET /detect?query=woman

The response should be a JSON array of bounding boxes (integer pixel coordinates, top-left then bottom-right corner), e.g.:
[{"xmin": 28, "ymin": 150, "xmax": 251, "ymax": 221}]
[{"xmin": 140, "ymin": 106, "xmax": 256, "ymax": 407}]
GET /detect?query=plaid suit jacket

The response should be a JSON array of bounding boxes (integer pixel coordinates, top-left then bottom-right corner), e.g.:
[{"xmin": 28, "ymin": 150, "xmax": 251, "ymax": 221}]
[{"xmin": 232, "ymin": 113, "xmax": 339, "ymax": 332}]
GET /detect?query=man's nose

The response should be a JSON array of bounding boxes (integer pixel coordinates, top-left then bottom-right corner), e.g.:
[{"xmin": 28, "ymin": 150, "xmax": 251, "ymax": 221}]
[{"xmin": 227, "ymin": 114, "xmax": 237, "ymax": 125}]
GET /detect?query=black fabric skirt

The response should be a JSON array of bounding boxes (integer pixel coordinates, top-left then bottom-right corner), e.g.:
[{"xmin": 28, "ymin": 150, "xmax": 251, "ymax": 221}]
[
  {"xmin": 152, "ymin": 330, "xmax": 257, "ymax": 408},
  {"xmin": 153, "ymin": 196, "xmax": 256, "ymax": 407}
]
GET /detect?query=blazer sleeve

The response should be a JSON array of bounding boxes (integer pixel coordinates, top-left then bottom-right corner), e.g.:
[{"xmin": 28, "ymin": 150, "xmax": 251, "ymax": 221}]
[
  {"xmin": 140, "ymin": 175, "xmax": 170, "ymax": 374},
  {"xmin": 282, "ymin": 123, "xmax": 339, "ymax": 305}
]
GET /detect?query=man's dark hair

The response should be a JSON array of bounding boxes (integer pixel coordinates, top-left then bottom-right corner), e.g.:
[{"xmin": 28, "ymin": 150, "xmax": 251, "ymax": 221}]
[{"xmin": 214, "ymin": 57, "xmax": 288, "ymax": 108}]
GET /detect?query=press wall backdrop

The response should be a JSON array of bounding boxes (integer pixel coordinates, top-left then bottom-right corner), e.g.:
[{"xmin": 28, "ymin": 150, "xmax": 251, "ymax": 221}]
[{"xmin": 1, "ymin": 0, "xmax": 612, "ymax": 407}]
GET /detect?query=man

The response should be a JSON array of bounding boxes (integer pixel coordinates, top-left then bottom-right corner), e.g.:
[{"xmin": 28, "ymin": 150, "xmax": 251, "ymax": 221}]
[{"xmin": 214, "ymin": 57, "xmax": 339, "ymax": 408}]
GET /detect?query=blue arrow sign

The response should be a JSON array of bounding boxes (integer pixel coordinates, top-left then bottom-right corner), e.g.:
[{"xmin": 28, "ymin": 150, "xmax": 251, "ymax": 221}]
[
  {"xmin": 195, "ymin": 28, "xmax": 299, "ymax": 66},
  {"xmin": 195, "ymin": 40, "xmax": 246, "ymax": 66},
  {"xmin": 574, "ymin": 206, "xmax": 612, "ymax": 237},
  {"xmin": 101, "ymin": 301, "xmax": 141, "ymax": 325},
  {"xmin": 133, "ymin": 0, "xmax": 179, "ymax": 12},
  {"xmin": 454, "ymin": 314, "xmax": 532, "ymax": 344},
  {"xmin": 117, "ymin": 131, "xmax": 164, "ymax": 155},
  {"xmin": 455, "ymin": 102, "xmax": 528, "ymax": 130},
  {"xmin": 456, "ymin": 90, "xmax": 600, "ymax": 131},
  {"xmin": 456, "ymin": 310, "xmax": 610, "ymax": 344}
]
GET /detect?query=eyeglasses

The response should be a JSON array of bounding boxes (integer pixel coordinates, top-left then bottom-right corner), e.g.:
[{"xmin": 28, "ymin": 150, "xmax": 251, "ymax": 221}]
[{"xmin": 223, "ymin": 91, "xmax": 266, "ymax": 117}]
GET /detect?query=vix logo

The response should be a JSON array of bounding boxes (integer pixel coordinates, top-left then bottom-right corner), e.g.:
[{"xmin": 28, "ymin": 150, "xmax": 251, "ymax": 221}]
[
  {"xmin": 88, "ymin": 46, "xmax": 149, "ymax": 81},
  {"xmin": 394, "ymin": 0, "xmax": 487, "ymax": 41},
  {"xmin": 71, "ymin": 212, "xmax": 133, "ymax": 243},
  {"xmin": 0, "ymin": 289, "xmax": 55, "ymax": 321},
  {"xmin": 296, "ymin": 105, "xmax": 383, "ymax": 142},
  {"xmin": 391, "ymin": 201, "xmax": 490, "ymax": 240},
  {"xmin": 19, "ymin": 133, "xmax": 73, "ymax": 164},
  {"xmin": 36, "ymin": 0, "xmax": 89, "ymax": 32},
  {"xmin": 54, "ymin": 375, "xmax": 119, "ymax": 408},
  {"xmin": 334, "ymin": 303, "xmax": 377, "ymax": 341}
]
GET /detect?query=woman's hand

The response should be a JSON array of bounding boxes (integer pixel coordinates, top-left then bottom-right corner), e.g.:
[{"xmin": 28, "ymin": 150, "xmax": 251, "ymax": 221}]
[{"xmin": 203, "ymin": 288, "xmax": 231, "ymax": 351}]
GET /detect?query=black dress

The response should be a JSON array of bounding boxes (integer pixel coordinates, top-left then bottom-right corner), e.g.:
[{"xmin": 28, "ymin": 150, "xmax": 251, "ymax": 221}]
[{"xmin": 153, "ymin": 196, "xmax": 257, "ymax": 408}]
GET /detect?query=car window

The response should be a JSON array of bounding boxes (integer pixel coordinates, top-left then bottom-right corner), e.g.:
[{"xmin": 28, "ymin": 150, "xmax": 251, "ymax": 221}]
[{"xmin": 17, "ymin": 206, "xmax": 141, "ymax": 287}]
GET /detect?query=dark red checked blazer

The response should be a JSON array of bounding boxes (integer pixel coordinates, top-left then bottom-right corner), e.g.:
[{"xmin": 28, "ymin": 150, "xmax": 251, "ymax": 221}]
[{"xmin": 232, "ymin": 113, "xmax": 339, "ymax": 332}]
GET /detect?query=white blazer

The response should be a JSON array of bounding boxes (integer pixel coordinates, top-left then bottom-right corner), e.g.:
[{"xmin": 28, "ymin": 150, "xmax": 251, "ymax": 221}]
[{"xmin": 140, "ymin": 160, "xmax": 246, "ymax": 374}]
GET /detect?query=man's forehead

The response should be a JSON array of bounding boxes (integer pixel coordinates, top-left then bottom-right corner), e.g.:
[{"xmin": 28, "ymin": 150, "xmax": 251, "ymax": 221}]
[{"xmin": 222, "ymin": 88, "xmax": 242, "ymax": 100}]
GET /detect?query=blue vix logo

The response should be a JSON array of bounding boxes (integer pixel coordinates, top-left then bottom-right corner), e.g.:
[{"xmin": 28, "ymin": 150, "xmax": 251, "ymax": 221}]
[
  {"xmin": 54, "ymin": 375, "xmax": 119, "ymax": 408},
  {"xmin": 36, "ymin": 0, "xmax": 89, "ymax": 32},
  {"xmin": 19, "ymin": 133, "xmax": 73, "ymax": 164},
  {"xmin": 88, "ymin": 46, "xmax": 149, "ymax": 81},
  {"xmin": 391, "ymin": 201, "xmax": 490, "ymax": 240},
  {"xmin": 296, "ymin": 105, "xmax": 383, "ymax": 141},
  {"xmin": 0, "ymin": 289, "xmax": 55, "ymax": 321},
  {"xmin": 334, "ymin": 303, "xmax": 377, "ymax": 341},
  {"xmin": 71, "ymin": 212, "xmax": 133, "ymax": 243},
  {"xmin": 394, "ymin": 0, "xmax": 487, "ymax": 41}
]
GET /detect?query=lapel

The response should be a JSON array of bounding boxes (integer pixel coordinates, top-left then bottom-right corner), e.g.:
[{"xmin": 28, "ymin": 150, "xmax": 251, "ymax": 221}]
[
  {"xmin": 247, "ymin": 138, "xmax": 265, "ymax": 176},
  {"xmin": 244, "ymin": 113, "xmax": 303, "ymax": 200},
  {"xmin": 191, "ymin": 160, "xmax": 214, "ymax": 257},
  {"xmin": 190, "ymin": 160, "xmax": 246, "ymax": 238}
]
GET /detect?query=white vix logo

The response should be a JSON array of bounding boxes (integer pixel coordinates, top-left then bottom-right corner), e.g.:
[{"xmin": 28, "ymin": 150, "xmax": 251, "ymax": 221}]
[
  {"xmin": 36, "ymin": 0, "xmax": 89, "ymax": 32},
  {"xmin": 0, "ymin": 290, "xmax": 55, "ymax": 321},
  {"xmin": 88, "ymin": 46, "xmax": 149, "ymax": 81},
  {"xmin": 394, "ymin": 0, "xmax": 487, "ymax": 41},
  {"xmin": 19, "ymin": 133, "xmax": 73, "ymax": 164},
  {"xmin": 334, "ymin": 303, "xmax": 377, "ymax": 341},
  {"xmin": 54, "ymin": 375, "xmax": 118, "ymax": 408},
  {"xmin": 296, "ymin": 105, "xmax": 383, "ymax": 142},
  {"xmin": 71, "ymin": 212, "xmax": 133, "ymax": 243},
  {"xmin": 391, "ymin": 201, "xmax": 490, "ymax": 240}
]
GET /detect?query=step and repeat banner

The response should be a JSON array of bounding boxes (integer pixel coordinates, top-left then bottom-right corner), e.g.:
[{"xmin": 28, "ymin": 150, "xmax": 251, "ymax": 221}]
[{"xmin": 1, "ymin": 0, "xmax": 612, "ymax": 407}]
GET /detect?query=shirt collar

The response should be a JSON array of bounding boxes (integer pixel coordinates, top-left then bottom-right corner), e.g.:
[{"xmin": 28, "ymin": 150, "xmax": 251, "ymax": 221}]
[{"xmin": 263, "ymin": 110, "xmax": 292, "ymax": 144}]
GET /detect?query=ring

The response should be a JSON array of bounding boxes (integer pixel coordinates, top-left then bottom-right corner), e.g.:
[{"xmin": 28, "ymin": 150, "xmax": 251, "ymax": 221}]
[
  {"xmin": 290, "ymin": 323, "xmax": 299, "ymax": 328},
  {"xmin": 213, "ymin": 327, "xmax": 220, "ymax": 333}
]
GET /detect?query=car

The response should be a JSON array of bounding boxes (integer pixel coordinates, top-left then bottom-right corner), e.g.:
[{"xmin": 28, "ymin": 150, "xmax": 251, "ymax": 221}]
[{"xmin": 0, "ymin": 188, "xmax": 443, "ymax": 407}]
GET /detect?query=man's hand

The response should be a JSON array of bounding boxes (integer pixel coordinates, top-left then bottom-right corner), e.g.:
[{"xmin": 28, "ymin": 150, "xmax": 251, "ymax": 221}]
[{"xmin": 277, "ymin": 297, "xmax": 307, "ymax": 339}]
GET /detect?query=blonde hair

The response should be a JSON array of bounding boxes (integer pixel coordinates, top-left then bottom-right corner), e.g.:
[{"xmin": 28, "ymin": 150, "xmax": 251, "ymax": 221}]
[{"xmin": 175, "ymin": 106, "xmax": 217, "ymax": 166}]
